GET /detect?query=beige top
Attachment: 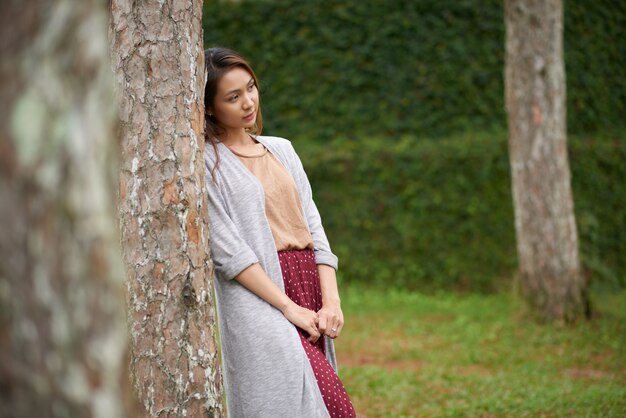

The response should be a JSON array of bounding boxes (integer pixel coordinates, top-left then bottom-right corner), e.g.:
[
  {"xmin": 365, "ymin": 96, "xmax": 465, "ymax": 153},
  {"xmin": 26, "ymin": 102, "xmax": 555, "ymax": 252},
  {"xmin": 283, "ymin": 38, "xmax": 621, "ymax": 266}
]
[{"xmin": 232, "ymin": 146, "xmax": 314, "ymax": 251}]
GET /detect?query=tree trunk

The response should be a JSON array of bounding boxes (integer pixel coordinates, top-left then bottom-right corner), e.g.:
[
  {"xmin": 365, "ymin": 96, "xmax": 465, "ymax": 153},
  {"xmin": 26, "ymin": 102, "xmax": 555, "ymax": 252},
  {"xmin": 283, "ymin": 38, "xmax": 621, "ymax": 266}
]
[
  {"xmin": 505, "ymin": 0, "xmax": 587, "ymax": 322},
  {"xmin": 0, "ymin": 0, "xmax": 133, "ymax": 417},
  {"xmin": 109, "ymin": 1, "xmax": 224, "ymax": 416}
]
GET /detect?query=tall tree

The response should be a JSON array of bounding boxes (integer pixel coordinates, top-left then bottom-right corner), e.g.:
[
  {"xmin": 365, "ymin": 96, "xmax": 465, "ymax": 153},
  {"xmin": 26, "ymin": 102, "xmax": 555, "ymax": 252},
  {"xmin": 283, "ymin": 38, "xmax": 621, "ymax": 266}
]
[
  {"xmin": 109, "ymin": 0, "xmax": 224, "ymax": 415},
  {"xmin": 0, "ymin": 0, "xmax": 133, "ymax": 416},
  {"xmin": 505, "ymin": 0, "xmax": 588, "ymax": 322}
]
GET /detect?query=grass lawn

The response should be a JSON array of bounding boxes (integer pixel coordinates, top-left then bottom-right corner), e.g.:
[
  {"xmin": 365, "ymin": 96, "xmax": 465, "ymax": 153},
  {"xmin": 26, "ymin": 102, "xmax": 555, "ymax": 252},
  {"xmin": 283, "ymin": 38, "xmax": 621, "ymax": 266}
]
[{"xmin": 334, "ymin": 286, "xmax": 626, "ymax": 417}]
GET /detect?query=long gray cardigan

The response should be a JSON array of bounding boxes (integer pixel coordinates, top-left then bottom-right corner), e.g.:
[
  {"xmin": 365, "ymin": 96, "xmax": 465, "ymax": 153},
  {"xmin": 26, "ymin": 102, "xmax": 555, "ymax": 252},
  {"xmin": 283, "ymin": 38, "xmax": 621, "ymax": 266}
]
[{"xmin": 204, "ymin": 135, "xmax": 338, "ymax": 418}]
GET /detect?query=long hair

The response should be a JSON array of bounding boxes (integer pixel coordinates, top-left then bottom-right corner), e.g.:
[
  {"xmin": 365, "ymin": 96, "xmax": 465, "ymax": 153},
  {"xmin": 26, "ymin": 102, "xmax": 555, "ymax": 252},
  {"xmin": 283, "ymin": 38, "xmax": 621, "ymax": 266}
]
[{"xmin": 204, "ymin": 47, "xmax": 263, "ymax": 178}]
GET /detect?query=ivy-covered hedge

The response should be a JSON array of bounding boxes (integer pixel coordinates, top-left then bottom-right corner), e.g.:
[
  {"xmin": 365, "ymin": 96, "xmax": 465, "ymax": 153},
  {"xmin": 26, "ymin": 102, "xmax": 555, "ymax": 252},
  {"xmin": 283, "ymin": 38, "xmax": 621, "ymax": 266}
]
[
  {"xmin": 296, "ymin": 132, "xmax": 625, "ymax": 291},
  {"xmin": 202, "ymin": 1, "xmax": 625, "ymax": 290},
  {"xmin": 570, "ymin": 136, "xmax": 626, "ymax": 289},
  {"xmin": 203, "ymin": 0, "xmax": 625, "ymax": 141}
]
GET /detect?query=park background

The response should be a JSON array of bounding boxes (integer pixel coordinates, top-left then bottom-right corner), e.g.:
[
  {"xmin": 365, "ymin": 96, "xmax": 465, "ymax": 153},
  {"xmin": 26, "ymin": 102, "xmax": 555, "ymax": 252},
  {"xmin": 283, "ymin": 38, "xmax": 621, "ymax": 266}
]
[{"xmin": 203, "ymin": 0, "xmax": 625, "ymax": 416}]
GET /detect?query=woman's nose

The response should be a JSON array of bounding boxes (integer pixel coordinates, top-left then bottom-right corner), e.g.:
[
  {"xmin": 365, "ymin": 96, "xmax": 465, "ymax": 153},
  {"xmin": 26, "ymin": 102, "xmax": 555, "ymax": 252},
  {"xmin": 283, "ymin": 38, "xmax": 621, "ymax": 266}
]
[{"xmin": 243, "ymin": 94, "xmax": 254, "ymax": 108}]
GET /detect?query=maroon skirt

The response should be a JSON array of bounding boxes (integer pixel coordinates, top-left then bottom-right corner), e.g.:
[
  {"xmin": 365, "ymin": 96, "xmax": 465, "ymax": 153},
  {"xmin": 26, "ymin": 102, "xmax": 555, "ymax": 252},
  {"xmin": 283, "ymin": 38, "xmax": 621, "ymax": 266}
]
[{"xmin": 278, "ymin": 249, "xmax": 356, "ymax": 418}]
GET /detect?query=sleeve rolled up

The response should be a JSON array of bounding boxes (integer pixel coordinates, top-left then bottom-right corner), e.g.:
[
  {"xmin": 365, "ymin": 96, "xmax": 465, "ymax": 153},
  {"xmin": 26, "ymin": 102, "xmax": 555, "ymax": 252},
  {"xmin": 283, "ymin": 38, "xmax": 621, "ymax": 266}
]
[
  {"xmin": 205, "ymin": 170, "xmax": 259, "ymax": 280},
  {"xmin": 287, "ymin": 142, "xmax": 339, "ymax": 271}
]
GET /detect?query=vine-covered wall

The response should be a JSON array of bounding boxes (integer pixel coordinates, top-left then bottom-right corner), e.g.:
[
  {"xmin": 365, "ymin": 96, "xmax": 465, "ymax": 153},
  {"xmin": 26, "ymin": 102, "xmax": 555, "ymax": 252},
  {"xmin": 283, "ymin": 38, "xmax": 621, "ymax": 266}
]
[
  {"xmin": 202, "ymin": 1, "xmax": 625, "ymax": 290},
  {"xmin": 299, "ymin": 133, "xmax": 625, "ymax": 291},
  {"xmin": 204, "ymin": 0, "xmax": 625, "ymax": 141}
]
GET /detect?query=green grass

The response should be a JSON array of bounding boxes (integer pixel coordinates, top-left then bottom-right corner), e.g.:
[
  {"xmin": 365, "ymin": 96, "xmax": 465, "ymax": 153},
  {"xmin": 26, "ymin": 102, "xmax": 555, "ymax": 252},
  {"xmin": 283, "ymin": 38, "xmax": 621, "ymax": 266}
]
[{"xmin": 334, "ymin": 286, "xmax": 626, "ymax": 417}]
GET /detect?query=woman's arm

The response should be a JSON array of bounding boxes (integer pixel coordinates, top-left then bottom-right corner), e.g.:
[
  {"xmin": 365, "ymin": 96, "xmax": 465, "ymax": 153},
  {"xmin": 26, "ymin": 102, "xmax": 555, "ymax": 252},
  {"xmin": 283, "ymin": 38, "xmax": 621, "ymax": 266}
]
[
  {"xmin": 283, "ymin": 141, "xmax": 345, "ymax": 338},
  {"xmin": 235, "ymin": 263, "xmax": 321, "ymax": 343},
  {"xmin": 204, "ymin": 151, "xmax": 321, "ymax": 341},
  {"xmin": 316, "ymin": 264, "xmax": 344, "ymax": 339},
  {"xmin": 286, "ymin": 141, "xmax": 338, "ymax": 270}
]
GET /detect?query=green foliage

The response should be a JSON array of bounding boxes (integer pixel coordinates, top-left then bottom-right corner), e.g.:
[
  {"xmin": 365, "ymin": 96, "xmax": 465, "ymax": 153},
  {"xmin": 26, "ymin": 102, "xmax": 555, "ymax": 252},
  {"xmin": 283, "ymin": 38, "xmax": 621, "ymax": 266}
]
[
  {"xmin": 564, "ymin": 1, "xmax": 626, "ymax": 134},
  {"xmin": 202, "ymin": 0, "xmax": 626, "ymax": 289},
  {"xmin": 203, "ymin": 0, "xmax": 625, "ymax": 140},
  {"xmin": 336, "ymin": 286, "xmax": 626, "ymax": 416},
  {"xmin": 296, "ymin": 131, "xmax": 626, "ymax": 291},
  {"xmin": 570, "ymin": 135, "xmax": 626, "ymax": 288}
]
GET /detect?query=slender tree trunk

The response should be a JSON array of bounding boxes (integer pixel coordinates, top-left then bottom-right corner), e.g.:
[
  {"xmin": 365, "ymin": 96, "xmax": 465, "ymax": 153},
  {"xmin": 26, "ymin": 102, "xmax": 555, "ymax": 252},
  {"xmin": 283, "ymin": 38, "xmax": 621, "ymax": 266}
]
[
  {"xmin": 109, "ymin": 1, "xmax": 224, "ymax": 416},
  {"xmin": 0, "ymin": 0, "xmax": 132, "ymax": 417},
  {"xmin": 505, "ymin": 0, "xmax": 588, "ymax": 322}
]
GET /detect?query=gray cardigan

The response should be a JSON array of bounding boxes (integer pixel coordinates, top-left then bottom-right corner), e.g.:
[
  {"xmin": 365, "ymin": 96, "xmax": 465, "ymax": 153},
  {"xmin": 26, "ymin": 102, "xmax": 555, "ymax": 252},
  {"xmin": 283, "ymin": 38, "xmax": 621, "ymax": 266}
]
[{"xmin": 204, "ymin": 135, "xmax": 338, "ymax": 418}]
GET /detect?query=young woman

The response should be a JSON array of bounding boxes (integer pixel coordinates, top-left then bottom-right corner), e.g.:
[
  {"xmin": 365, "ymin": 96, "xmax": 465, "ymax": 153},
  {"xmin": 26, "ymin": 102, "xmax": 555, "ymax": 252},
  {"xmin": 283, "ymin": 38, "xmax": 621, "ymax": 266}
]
[{"xmin": 203, "ymin": 47, "xmax": 356, "ymax": 418}]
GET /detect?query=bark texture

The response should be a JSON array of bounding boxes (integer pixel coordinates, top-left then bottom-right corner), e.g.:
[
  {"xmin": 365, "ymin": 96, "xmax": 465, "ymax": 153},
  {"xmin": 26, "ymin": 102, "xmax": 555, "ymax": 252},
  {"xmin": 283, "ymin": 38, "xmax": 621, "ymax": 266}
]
[
  {"xmin": 109, "ymin": 0, "xmax": 224, "ymax": 416},
  {"xmin": 0, "ymin": 0, "xmax": 132, "ymax": 416},
  {"xmin": 505, "ymin": 0, "xmax": 587, "ymax": 322}
]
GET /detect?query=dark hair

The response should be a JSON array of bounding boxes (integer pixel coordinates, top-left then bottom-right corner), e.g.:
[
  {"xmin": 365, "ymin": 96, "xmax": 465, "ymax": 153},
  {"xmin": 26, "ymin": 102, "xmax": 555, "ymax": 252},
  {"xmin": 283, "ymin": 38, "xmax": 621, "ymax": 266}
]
[{"xmin": 204, "ymin": 47, "xmax": 263, "ymax": 178}]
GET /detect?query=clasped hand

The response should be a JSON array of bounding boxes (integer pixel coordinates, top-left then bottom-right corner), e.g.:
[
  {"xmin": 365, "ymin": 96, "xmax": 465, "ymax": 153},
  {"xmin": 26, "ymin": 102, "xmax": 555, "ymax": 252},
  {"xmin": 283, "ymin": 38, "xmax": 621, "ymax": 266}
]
[{"xmin": 282, "ymin": 302, "xmax": 344, "ymax": 343}]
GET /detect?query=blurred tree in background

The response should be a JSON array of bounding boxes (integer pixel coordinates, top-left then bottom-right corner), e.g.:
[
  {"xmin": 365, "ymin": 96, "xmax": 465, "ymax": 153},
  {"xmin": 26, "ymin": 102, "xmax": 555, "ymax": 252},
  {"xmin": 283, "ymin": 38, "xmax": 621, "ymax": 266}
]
[
  {"xmin": 202, "ymin": 0, "xmax": 625, "ymax": 293},
  {"xmin": 505, "ymin": 0, "xmax": 587, "ymax": 322}
]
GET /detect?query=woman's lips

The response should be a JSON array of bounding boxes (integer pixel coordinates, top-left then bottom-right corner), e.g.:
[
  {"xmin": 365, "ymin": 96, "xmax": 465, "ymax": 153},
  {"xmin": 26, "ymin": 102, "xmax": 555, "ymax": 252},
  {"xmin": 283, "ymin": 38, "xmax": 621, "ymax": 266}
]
[{"xmin": 244, "ymin": 111, "xmax": 256, "ymax": 121}]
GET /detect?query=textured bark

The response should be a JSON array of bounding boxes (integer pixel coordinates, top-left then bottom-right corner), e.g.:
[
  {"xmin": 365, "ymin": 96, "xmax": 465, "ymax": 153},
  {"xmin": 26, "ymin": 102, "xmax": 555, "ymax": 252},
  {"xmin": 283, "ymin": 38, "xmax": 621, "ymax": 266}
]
[
  {"xmin": 505, "ymin": 0, "xmax": 588, "ymax": 322},
  {"xmin": 0, "ymin": 0, "xmax": 132, "ymax": 417},
  {"xmin": 109, "ymin": 0, "xmax": 224, "ymax": 416}
]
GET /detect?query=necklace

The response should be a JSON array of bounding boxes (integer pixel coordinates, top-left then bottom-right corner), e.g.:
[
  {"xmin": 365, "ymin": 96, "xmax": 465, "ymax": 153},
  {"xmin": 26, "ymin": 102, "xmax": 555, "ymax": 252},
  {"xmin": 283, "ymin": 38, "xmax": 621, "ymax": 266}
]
[{"xmin": 227, "ymin": 134, "xmax": 265, "ymax": 157}]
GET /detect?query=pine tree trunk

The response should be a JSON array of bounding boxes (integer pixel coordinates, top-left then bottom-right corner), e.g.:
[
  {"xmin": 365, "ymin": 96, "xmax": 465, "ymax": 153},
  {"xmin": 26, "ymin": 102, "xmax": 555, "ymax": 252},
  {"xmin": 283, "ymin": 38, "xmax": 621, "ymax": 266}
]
[
  {"xmin": 505, "ymin": 0, "xmax": 588, "ymax": 322},
  {"xmin": 0, "ymin": 0, "xmax": 133, "ymax": 416},
  {"xmin": 109, "ymin": 0, "xmax": 224, "ymax": 416}
]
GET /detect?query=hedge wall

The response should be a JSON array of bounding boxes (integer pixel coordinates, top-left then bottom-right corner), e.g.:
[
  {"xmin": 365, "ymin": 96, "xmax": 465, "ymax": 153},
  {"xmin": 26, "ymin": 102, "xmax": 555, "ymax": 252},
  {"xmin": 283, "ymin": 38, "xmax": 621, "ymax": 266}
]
[
  {"xmin": 202, "ymin": 1, "xmax": 626, "ymax": 290},
  {"xmin": 203, "ymin": 0, "xmax": 626, "ymax": 141},
  {"xmin": 296, "ymin": 132, "xmax": 625, "ymax": 291}
]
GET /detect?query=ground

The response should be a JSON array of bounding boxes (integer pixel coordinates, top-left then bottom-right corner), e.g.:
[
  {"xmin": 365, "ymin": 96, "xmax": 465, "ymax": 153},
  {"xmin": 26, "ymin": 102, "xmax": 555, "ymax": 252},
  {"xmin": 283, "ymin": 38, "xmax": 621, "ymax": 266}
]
[{"xmin": 335, "ymin": 286, "xmax": 626, "ymax": 417}]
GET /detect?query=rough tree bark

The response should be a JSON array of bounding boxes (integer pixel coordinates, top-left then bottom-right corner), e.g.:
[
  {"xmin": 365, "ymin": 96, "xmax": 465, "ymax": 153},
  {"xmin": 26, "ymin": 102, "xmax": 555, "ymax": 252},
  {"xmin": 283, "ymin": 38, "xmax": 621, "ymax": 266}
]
[
  {"xmin": 109, "ymin": 0, "xmax": 224, "ymax": 416},
  {"xmin": 505, "ymin": 0, "xmax": 588, "ymax": 322},
  {"xmin": 0, "ymin": 0, "xmax": 132, "ymax": 417}
]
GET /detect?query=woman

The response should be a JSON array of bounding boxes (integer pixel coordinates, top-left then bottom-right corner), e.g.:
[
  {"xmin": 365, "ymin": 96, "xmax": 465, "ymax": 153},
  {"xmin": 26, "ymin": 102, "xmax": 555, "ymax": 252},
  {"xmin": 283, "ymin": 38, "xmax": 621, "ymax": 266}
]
[{"xmin": 203, "ymin": 47, "xmax": 356, "ymax": 418}]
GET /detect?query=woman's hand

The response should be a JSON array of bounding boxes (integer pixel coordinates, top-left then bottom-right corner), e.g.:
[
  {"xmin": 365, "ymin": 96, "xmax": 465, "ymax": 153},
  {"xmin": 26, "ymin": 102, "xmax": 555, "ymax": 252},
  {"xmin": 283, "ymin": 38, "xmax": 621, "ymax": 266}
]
[
  {"xmin": 282, "ymin": 302, "xmax": 321, "ymax": 343},
  {"xmin": 233, "ymin": 264, "xmax": 321, "ymax": 343},
  {"xmin": 316, "ymin": 264, "xmax": 344, "ymax": 339},
  {"xmin": 317, "ymin": 302, "xmax": 344, "ymax": 339}
]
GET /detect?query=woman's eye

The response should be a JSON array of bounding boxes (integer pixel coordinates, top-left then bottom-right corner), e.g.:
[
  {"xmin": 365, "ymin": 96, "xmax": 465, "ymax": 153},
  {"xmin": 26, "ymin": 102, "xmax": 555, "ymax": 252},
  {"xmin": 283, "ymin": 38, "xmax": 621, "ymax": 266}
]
[
  {"xmin": 228, "ymin": 95, "xmax": 238, "ymax": 102},
  {"xmin": 247, "ymin": 83, "xmax": 255, "ymax": 92}
]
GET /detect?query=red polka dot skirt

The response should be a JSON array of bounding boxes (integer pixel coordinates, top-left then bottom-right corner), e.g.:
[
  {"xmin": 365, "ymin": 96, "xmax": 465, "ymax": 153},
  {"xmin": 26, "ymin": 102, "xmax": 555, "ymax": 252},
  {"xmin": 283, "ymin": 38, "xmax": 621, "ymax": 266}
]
[{"xmin": 278, "ymin": 249, "xmax": 357, "ymax": 418}]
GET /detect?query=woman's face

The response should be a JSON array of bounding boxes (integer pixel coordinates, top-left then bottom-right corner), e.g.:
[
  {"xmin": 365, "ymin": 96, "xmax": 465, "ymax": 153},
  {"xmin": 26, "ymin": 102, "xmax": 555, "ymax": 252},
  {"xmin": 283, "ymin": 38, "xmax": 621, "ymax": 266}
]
[{"xmin": 210, "ymin": 67, "xmax": 259, "ymax": 135}]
